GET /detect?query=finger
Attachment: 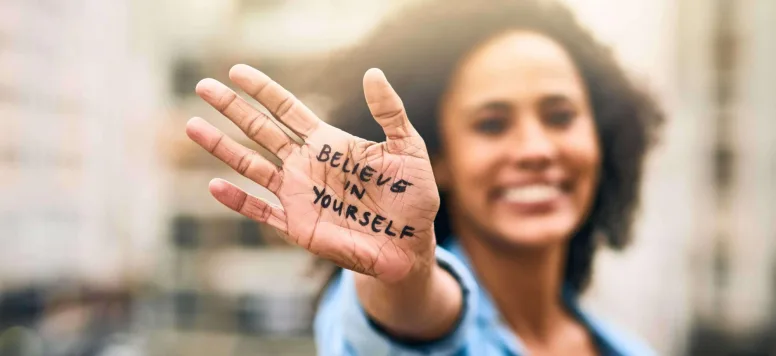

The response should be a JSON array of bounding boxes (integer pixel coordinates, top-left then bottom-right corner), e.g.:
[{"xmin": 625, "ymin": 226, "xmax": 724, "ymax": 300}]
[
  {"xmin": 363, "ymin": 68, "xmax": 416, "ymax": 141},
  {"xmin": 196, "ymin": 78, "xmax": 295, "ymax": 160},
  {"xmin": 229, "ymin": 64, "xmax": 320, "ymax": 139},
  {"xmin": 186, "ymin": 117, "xmax": 283, "ymax": 194},
  {"xmin": 209, "ymin": 178, "xmax": 287, "ymax": 233}
]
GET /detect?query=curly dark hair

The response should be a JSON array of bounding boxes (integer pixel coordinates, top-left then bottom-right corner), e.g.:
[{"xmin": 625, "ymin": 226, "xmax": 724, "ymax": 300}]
[{"xmin": 305, "ymin": 0, "xmax": 663, "ymax": 292}]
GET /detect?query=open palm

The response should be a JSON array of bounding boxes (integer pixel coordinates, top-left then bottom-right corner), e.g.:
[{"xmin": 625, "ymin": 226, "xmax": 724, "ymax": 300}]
[{"xmin": 186, "ymin": 65, "xmax": 439, "ymax": 283}]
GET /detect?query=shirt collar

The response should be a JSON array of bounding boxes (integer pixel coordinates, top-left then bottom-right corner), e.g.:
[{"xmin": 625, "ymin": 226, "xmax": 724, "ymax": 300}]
[{"xmin": 442, "ymin": 238, "xmax": 626, "ymax": 356}]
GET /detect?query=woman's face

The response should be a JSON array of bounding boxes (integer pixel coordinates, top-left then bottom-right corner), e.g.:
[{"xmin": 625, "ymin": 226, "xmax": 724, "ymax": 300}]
[{"xmin": 438, "ymin": 31, "xmax": 600, "ymax": 247}]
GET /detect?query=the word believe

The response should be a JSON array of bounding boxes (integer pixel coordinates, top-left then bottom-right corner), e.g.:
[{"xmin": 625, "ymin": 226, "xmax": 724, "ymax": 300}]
[{"xmin": 316, "ymin": 144, "xmax": 413, "ymax": 193}]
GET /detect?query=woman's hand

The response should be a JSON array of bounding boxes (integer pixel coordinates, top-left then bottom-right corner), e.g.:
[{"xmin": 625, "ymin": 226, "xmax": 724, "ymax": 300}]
[
  {"xmin": 188, "ymin": 65, "xmax": 461, "ymax": 340},
  {"xmin": 186, "ymin": 64, "xmax": 440, "ymax": 283}
]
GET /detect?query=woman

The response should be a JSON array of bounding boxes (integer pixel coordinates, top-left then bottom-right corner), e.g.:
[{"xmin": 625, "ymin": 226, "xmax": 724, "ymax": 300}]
[{"xmin": 185, "ymin": 0, "xmax": 663, "ymax": 354}]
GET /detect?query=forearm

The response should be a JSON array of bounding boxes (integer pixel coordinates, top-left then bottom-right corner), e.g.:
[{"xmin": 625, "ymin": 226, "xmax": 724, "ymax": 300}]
[{"xmin": 355, "ymin": 253, "xmax": 463, "ymax": 341}]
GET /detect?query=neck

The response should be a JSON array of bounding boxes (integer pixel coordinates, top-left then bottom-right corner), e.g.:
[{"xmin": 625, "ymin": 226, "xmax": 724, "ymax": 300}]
[{"xmin": 458, "ymin": 228, "xmax": 569, "ymax": 342}]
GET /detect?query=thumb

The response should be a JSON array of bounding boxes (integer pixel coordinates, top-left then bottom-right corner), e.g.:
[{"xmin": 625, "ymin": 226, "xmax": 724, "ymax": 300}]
[{"xmin": 363, "ymin": 68, "xmax": 417, "ymax": 143}]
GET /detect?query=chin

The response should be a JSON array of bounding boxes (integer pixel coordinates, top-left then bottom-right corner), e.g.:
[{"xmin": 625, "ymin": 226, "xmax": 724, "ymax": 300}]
[{"xmin": 490, "ymin": 214, "xmax": 579, "ymax": 248}]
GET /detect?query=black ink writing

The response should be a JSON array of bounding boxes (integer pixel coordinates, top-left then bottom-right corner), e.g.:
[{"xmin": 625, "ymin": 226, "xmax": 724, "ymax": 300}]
[
  {"xmin": 385, "ymin": 220, "xmax": 396, "ymax": 236},
  {"xmin": 358, "ymin": 211, "xmax": 371, "ymax": 227},
  {"xmin": 345, "ymin": 205, "xmax": 358, "ymax": 221},
  {"xmin": 343, "ymin": 180, "xmax": 365, "ymax": 200},
  {"xmin": 331, "ymin": 152, "xmax": 343, "ymax": 167},
  {"xmin": 390, "ymin": 179, "xmax": 414, "ymax": 193},
  {"xmin": 342, "ymin": 158, "xmax": 352, "ymax": 173},
  {"xmin": 349, "ymin": 184, "xmax": 365, "ymax": 199},
  {"xmin": 313, "ymin": 143, "xmax": 421, "ymax": 240},
  {"xmin": 359, "ymin": 165, "xmax": 375, "ymax": 182},
  {"xmin": 400, "ymin": 226, "xmax": 415, "ymax": 239},
  {"xmin": 376, "ymin": 174, "xmax": 391, "ymax": 186},
  {"xmin": 313, "ymin": 186, "xmax": 326, "ymax": 204},
  {"xmin": 371, "ymin": 214, "xmax": 385, "ymax": 233},
  {"xmin": 316, "ymin": 144, "xmax": 332, "ymax": 162},
  {"xmin": 351, "ymin": 163, "xmax": 360, "ymax": 176},
  {"xmin": 332, "ymin": 199, "xmax": 343, "ymax": 216},
  {"xmin": 311, "ymin": 184, "xmax": 415, "ymax": 239},
  {"xmin": 315, "ymin": 145, "xmax": 414, "ymax": 194}
]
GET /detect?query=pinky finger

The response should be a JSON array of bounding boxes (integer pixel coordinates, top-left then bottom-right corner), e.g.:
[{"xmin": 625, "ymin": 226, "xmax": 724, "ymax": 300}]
[{"xmin": 208, "ymin": 178, "xmax": 287, "ymax": 233}]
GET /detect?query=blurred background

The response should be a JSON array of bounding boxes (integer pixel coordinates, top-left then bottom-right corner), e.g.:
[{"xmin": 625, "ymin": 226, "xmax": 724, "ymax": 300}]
[{"xmin": 0, "ymin": 0, "xmax": 774, "ymax": 355}]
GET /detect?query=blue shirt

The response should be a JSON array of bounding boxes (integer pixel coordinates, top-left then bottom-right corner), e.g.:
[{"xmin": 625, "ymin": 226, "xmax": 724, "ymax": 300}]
[{"xmin": 314, "ymin": 239, "xmax": 654, "ymax": 355}]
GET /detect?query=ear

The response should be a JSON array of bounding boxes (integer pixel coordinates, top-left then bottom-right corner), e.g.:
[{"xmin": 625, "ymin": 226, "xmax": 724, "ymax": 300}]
[{"xmin": 432, "ymin": 154, "xmax": 451, "ymax": 191}]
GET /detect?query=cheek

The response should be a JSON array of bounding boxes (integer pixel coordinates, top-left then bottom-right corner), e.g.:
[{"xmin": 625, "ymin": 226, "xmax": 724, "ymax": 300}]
[
  {"xmin": 442, "ymin": 133, "xmax": 498, "ymax": 206},
  {"xmin": 564, "ymin": 120, "xmax": 601, "ymax": 205},
  {"xmin": 447, "ymin": 143, "xmax": 494, "ymax": 188}
]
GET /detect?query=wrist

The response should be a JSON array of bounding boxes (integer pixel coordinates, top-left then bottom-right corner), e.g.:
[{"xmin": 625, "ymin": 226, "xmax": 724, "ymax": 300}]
[
  {"xmin": 384, "ymin": 232, "xmax": 437, "ymax": 286},
  {"xmin": 354, "ymin": 243, "xmax": 463, "ymax": 340}
]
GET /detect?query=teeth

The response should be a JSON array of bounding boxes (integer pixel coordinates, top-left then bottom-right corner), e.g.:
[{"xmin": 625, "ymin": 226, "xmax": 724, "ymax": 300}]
[{"xmin": 502, "ymin": 185, "xmax": 560, "ymax": 204}]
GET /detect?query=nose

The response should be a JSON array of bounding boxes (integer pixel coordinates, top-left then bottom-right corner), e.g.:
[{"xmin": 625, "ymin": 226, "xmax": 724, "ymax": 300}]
[{"xmin": 507, "ymin": 118, "xmax": 557, "ymax": 170}]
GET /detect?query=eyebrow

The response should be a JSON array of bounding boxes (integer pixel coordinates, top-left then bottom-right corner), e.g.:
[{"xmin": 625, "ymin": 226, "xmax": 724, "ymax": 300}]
[
  {"xmin": 467, "ymin": 93, "xmax": 575, "ymax": 115},
  {"xmin": 467, "ymin": 101, "xmax": 513, "ymax": 117},
  {"xmin": 539, "ymin": 94, "xmax": 575, "ymax": 107}
]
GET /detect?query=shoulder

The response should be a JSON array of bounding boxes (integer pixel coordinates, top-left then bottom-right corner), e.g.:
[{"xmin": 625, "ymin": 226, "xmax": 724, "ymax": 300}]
[
  {"xmin": 314, "ymin": 270, "xmax": 344, "ymax": 328},
  {"xmin": 582, "ymin": 312, "xmax": 655, "ymax": 356}
]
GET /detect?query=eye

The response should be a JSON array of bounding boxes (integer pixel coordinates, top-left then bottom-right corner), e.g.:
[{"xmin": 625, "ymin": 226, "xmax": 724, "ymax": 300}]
[
  {"xmin": 544, "ymin": 108, "xmax": 576, "ymax": 127},
  {"xmin": 473, "ymin": 116, "xmax": 508, "ymax": 135},
  {"xmin": 539, "ymin": 96, "xmax": 578, "ymax": 128}
]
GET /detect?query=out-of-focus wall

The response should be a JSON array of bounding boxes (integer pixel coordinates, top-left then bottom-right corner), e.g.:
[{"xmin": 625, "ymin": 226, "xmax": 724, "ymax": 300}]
[
  {"xmin": 723, "ymin": 0, "xmax": 776, "ymax": 335},
  {"xmin": 558, "ymin": 1, "xmax": 695, "ymax": 354},
  {"xmin": 0, "ymin": 0, "xmax": 163, "ymax": 289},
  {"xmin": 574, "ymin": 1, "xmax": 776, "ymax": 354}
]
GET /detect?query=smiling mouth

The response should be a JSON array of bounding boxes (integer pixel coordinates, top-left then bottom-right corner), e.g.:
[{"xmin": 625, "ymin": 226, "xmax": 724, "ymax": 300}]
[{"xmin": 499, "ymin": 184, "xmax": 564, "ymax": 205}]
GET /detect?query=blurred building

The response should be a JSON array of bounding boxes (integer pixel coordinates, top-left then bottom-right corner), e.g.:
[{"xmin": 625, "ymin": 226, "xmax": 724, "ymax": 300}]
[
  {"xmin": 566, "ymin": 1, "xmax": 776, "ymax": 354},
  {"xmin": 0, "ymin": 0, "xmax": 166, "ymax": 353},
  {"xmin": 0, "ymin": 0, "xmax": 164, "ymax": 354}
]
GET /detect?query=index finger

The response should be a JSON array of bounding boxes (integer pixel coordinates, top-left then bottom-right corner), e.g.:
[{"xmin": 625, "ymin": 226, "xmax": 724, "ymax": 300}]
[{"xmin": 229, "ymin": 64, "xmax": 320, "ymax": 139}]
